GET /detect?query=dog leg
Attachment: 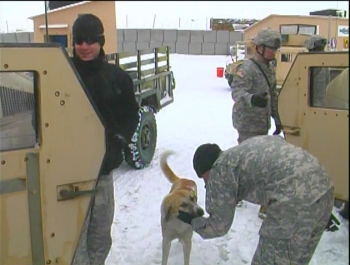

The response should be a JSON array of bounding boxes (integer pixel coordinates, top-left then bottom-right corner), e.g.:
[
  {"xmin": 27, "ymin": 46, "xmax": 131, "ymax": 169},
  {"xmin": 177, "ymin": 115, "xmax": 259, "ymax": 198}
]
[
  {"xmin": 162, "ymin": 238, "xmax": 172, "ymax": 265},
  {"xmin": 182, "ymin": 240, "xmax": 192, "ymax": 265}
]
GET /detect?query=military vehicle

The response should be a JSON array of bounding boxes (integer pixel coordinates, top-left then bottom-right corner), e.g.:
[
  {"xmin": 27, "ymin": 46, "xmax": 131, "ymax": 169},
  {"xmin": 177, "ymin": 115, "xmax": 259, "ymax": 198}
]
[
  {"xmin": 278, "ymin": 50, "xmax": 349, "ymax": 214},
  {"xmin": 224, "ymin": 39, "xmax": 255, "ymax": 86},
  {"xmin": 225, "ymin": 24, "xmax": 319, "ymax": 89},
  {"xmin": 0, "ymin": 42, "xmax": 175, "ymax": 264},
  {"xmin": 275, "ymin": 24, "xmax": 319, "ymax": 88}
]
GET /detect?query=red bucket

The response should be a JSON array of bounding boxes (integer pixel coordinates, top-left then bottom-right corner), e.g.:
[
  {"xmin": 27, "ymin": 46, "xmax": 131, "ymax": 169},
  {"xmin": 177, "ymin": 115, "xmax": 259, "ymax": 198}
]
[{"xmin": 217, "ymin": 67, "xmax": 224, "ymax": 78}]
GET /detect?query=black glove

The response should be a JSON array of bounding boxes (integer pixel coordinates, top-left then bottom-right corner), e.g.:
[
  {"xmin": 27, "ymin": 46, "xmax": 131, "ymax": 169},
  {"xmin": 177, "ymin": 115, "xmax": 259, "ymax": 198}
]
[
  {"xmin": 177, "ymin": 210, "xmax": 196, "ymax": 225},
  {"xmin": 251, "ymin": 92, "xmax": 268, "ymax": 108},
  {"xmin": 325, "ymin": 213, "xmax": 340, "ymax": 232},
  {"xmin": 115, "ymin": 134, "xmax": 128, "ymax": 149},
  {"xmin": 273, "ymin": 124, "xmax": 282, "ymax": 135}
]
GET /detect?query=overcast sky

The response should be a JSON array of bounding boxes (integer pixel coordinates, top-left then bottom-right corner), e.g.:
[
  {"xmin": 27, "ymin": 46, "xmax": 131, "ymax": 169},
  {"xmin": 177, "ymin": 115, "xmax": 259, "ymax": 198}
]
[{"xmin": 0, "ymin": 1, "xmax": 348, "ymax": 32}]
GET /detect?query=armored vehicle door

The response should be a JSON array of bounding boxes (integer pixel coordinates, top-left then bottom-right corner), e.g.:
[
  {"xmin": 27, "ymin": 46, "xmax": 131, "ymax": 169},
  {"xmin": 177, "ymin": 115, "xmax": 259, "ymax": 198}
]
[
  {"xmin": 278, "ymin": 51, "xmax": 349, "ymax": 201},
  {"xmin": 0, "ymin": 43, "xmax": 105, "ymax": 265}
]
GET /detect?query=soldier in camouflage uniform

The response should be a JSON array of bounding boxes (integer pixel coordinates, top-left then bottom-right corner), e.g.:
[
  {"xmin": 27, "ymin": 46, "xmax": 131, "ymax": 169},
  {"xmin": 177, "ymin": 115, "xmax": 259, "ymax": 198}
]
[
  {"xmin": 231, "ymin": 28, "xmax": 282, "ymax": 144},
  {"xmin": 304, "ymin": 35, "xmax": 328, "ymax": 107},
  {"xmin": 177, "ymin": 135, "xmax": 335, "ymax": 264}
]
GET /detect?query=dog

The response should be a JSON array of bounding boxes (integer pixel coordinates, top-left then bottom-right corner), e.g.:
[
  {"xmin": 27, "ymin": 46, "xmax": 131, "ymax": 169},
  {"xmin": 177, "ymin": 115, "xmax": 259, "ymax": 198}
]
[{"xmin": 160, "ymin": 151, "xmax": 204, "ymax": 265}]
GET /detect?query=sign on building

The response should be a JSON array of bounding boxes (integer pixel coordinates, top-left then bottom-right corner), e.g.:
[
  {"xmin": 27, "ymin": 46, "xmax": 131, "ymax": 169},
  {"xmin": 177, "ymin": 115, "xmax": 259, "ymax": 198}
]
[
  {"xmin": 337, "ymin": 25, "xmax": 349, "ymax": 37},
  {"xmin": 330, "ymin": 38, "xmax": 337, "ymax": 50},
  {"xmin": 344, "ymin": 38, "xmax": 349, "ymax": 49}
]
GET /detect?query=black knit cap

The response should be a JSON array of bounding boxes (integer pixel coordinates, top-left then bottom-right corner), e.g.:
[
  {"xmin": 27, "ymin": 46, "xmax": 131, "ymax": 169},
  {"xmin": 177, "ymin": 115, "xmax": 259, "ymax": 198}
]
[
  {"xmin": 72, "ymin": 14, "xmax": 105, "ymax": 46},
  {"xmin": 193, "ymin": 143, "xmax": 222, "ymax": 178}
]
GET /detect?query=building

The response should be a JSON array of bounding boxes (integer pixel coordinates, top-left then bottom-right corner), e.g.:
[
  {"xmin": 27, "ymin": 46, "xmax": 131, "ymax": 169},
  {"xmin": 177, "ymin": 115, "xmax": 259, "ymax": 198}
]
[
  {"xmin": 244, "ymin": 14, "xmax": 349, "ymax": 51},
  {"xmin": 29, "ymin": 1, "xmax": 117, "ymax": 54}
]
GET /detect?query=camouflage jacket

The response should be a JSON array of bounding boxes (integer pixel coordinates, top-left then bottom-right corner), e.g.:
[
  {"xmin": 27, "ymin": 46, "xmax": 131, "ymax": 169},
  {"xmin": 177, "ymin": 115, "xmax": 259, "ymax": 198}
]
[
  {"xmin": 191, "ymin": 135, "xmax": 333, "ymax": 239},
  {"xmin": 231, "ymin": 55, "xmax": 280, "ymax": 132}
]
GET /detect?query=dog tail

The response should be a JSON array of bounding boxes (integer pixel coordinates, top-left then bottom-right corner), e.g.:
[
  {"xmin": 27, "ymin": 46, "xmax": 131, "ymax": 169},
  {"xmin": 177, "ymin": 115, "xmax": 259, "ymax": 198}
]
[{"xmin": 160, "ymin": 150, "xmax": 180, "ymax": 184}]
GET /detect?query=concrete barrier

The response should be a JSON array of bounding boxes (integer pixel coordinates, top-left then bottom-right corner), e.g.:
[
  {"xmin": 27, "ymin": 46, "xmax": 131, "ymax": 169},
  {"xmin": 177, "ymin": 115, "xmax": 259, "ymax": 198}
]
[{"xmin": 0, "ymin": 29, "xmax": 244, "ymax": 56}]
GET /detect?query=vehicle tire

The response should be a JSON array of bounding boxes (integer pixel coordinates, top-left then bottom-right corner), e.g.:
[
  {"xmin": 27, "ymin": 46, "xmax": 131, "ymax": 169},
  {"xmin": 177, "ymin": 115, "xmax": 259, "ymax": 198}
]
[{"xmin": 125, "ymin": 106, "xmax": 157, "ymax": 169}]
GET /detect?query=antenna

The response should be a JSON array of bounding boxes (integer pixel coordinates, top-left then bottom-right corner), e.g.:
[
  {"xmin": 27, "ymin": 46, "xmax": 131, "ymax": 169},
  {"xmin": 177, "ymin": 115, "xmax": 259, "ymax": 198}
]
[{"xmin": 44, "ymin": 1, "xmax": 49, "ymax": 43}]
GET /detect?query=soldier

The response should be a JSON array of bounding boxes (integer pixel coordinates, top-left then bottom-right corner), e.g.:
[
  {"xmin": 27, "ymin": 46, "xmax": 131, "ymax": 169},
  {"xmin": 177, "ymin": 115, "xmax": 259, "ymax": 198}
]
[
  {"xmin": 231, "ymin": 28, "xmax": 282, "ymax": 144},
  {"xmin": 304, "ymin": 34, "xmax": 327, "ymax": 52},
  {"xmin": 177, "ymin": 135, "xmax": 336, "ymax": 264},
  {"xmin": 304, "ymin": 35, "xmax": 328, "ymax": 107},
  {"xmin": 231, "ymin": 28, "xmax": 282, "ymax": 214},
  {"xmin": 71, "ymin": 14, "xmax": 140, "ymax": 265}
]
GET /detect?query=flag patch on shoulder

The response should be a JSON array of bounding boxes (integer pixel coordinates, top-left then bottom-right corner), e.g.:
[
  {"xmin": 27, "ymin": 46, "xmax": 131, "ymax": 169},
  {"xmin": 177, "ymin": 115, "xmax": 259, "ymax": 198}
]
[{"xmin": 236, "ymin": 71, "xmax": 244, "ymax": 78}]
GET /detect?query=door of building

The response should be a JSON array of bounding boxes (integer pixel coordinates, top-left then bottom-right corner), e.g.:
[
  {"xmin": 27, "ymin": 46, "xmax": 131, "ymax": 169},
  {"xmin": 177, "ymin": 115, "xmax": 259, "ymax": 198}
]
[{"xmin": 48, "ymin": 35, "xmax": 68, "ymax": 48}]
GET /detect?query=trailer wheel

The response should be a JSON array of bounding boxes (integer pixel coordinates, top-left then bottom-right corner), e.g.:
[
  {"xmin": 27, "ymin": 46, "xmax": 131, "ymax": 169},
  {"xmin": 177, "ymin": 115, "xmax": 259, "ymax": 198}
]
[{"xmin": 125, "ymin": 106, "xmax": 157, "ymax": 169}]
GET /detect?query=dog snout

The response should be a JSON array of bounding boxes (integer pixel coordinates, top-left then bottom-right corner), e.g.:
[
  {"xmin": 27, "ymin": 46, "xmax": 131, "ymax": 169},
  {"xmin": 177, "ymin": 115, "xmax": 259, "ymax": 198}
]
[{"xmin": 197, "ymin": 208, "xmax": 204, "ymax": 216}]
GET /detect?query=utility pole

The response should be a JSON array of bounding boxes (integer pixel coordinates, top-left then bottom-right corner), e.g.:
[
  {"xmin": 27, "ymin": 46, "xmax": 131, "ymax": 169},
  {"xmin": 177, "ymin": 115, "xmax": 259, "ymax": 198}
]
[{"xmin": 44, "ymin": 1, "xmax": 49, "ymax": 43}]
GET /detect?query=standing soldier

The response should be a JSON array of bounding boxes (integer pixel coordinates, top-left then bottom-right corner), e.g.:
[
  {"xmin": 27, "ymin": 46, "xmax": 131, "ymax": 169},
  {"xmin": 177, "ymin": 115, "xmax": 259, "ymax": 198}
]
[
  {"xmin": 231, "ymin": 28, "xmax": 282, "ymax": 215},
  {"xmin": 231, "ymin": 28, "xmax": 282, "ymax": 143},
  {"xmin": 177, "ymin": 135, "xmax": 337, "ymax": 264}
]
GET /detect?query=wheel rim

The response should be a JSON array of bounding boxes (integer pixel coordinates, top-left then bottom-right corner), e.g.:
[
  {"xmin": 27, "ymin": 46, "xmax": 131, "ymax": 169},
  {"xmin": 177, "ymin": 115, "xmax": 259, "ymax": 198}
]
[{"xmin": 141, "ymin": 124, "xmax": 151, "ymax": 150}]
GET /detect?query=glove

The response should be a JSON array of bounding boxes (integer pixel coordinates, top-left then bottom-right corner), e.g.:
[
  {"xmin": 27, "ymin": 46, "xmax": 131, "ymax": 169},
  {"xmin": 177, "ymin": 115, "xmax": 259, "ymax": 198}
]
[
  {"xmin": 325, "ymin": 213, "xmax": 340, "ymax": 232},
  {"xmin": 115, "ymin": 134, "xmax": 128, "ymax": 149},
  {"xmin": 251, "ymin": 92, "xmax": 268, "ymax": 108},
  {"xmin": 273, "ymin": 124, "xmax": 282, "ymax": 135},
  {"xmin": 177, "ymin": 210, "xmax": 196, "ymax": 225}
]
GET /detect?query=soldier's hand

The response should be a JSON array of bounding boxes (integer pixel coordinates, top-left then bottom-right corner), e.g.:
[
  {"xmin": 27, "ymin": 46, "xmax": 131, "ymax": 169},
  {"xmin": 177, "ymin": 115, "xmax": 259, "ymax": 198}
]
[
  {"xmin": 251, "ymin": 92, "xmax": 268, "ymax": 108},
  {"xmin": 177, "ymin": 210, "xmax": 196, "ymax": 225},
  {"xmin": 273, "ymin": 124, "xmax": 282, "ymax": 135},
  {"xmin": 325, "ymin": 213, "xmax": 341, "ymax": 232},
  {"xmin": 115, "ymin": 134, "xmax": 127, "ymax": 149}
]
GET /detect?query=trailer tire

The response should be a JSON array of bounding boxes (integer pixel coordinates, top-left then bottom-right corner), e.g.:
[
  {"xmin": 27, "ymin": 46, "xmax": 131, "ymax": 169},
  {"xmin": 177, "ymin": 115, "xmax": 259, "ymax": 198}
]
[{"xmin": 125, "ymin": 106, "xmax": 157, "ymax": 169}]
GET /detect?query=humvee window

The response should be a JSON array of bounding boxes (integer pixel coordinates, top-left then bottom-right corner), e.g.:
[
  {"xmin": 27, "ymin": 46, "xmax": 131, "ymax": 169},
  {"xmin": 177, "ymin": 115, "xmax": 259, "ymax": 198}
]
[
  {"xmin": 310, "ymin": 67, "xmax": 349, "ymax": 110},
  {"xmin": 0, "ymin": 71, "xmax": 37, "ymax": 151},
  {"xmin": 281, "ymin": 53, "xmax": 292, "ymax": 62}
]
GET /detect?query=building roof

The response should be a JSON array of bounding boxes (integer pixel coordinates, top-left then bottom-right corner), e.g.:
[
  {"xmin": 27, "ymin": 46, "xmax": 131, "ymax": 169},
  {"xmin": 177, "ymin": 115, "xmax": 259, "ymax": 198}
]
[
  {"xmin": 28, "ymin": 1, "xmax": 91, "ymax": 20},
  {"xmin": 244, "ymin": 14, "xmax": 349, "ymax": 33}
]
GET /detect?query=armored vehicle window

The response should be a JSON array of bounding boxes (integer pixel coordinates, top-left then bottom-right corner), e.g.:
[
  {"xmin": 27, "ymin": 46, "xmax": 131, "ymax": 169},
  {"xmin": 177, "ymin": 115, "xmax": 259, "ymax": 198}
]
[
  {"xmin": 281, "ymin": 53, "xmax": 292, "ymax": 62},
  {"xmin": 0, "ymin": 71, "xmax": 37, "ymax": 151},
  {"xmin": 310, "ymin": 67, "xmax": 349, "ymax": 110}
]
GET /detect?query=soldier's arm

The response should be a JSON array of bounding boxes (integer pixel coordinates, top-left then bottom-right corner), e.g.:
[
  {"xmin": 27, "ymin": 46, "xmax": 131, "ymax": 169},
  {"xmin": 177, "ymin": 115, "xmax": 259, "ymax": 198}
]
[
  {"xmin": 270, "ymin": 81, "xmax": 281, "ymax": 125},
  {"xmin": 231, "ymin": 63, "xmax": 254, "ymax": 106},
  {"xmin": 191, "ymin": 164, "xmax": 238, "ymax": 239}
]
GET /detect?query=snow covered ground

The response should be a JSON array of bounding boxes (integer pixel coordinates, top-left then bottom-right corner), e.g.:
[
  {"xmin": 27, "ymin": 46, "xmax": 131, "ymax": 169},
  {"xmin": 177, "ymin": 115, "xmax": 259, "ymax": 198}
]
[{"xmin": 105, "ymin": 54, "xmax": 349, "ymax": 265}]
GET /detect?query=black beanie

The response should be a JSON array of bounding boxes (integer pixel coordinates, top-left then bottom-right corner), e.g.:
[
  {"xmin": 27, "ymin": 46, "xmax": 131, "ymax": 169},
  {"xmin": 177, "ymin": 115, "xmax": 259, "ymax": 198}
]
[
  {"xmin": 72, "ymin": 14, "xmax": 105, "ymax": 46},
  {"xmin": 193, "ymin": 143, "xmax": 222, "ymax": 177}
]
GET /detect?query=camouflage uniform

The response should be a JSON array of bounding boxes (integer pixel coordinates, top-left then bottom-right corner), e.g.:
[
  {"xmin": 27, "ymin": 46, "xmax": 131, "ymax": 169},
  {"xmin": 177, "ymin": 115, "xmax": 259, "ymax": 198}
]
[
  {"xmin": 191, "ymin": 135, "xmax": 334, "ymax": 264},
  {"xmin": 231, "ymin": 28, "xmax": 281, "ymax": 144},
  {"xmin": 304, "ymin": 35, "xmax": 328, "ymax": 107}
]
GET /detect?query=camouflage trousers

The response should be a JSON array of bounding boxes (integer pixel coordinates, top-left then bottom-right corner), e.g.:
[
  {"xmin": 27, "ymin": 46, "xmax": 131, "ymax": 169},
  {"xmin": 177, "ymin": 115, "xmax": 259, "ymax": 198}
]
[
  {"xmin": 251, "ymin": 188, "xmax": 334, "ymax": 265},
  {"xmin": 237, "ymin": 130, "xmax": 268, "ymax": 209},
  {"xmin": 72, "ymin": 171, "xmax": 115, "ymax": 265},
  {"xmin": 237, "ymin": 130, "xmax": 268, "ymax": 144}
]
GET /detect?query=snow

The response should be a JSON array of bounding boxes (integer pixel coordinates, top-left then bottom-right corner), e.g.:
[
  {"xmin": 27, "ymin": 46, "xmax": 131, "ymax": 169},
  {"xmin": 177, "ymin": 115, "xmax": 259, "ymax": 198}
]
[{"xmin": 105, "ymin": 54, "xmax": 349, "ymax": 265}]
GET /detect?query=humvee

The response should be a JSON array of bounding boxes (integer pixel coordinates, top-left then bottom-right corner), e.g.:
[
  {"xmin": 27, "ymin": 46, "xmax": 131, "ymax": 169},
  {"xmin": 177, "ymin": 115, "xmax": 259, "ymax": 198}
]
[
  {"xmin": 0, "ymin": 43, "xmax": 175, "ymax": 264},
  {"xmin": 225, "ymin": 24, "xmax": 319, "ymax": 89},
  {"xmin": 278, "ymin": 50, "xmax": 349, "ymax": 211},
  {"xmin": 275, "ymin": 24, "xmax": 319, "ymax": 88},
  {"xmin": 224, "ymin": 39, "xmax": 255, "ymax": 86}
]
